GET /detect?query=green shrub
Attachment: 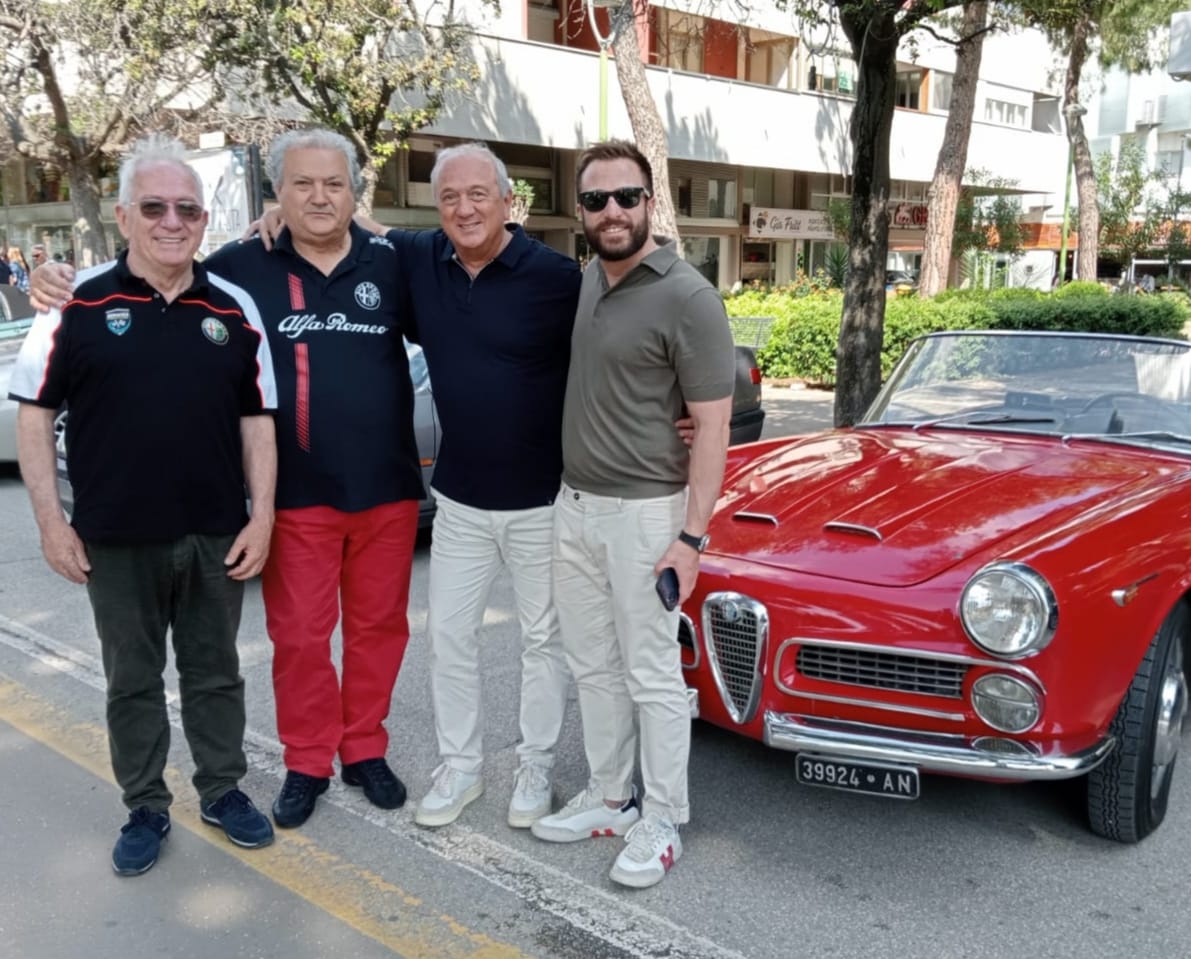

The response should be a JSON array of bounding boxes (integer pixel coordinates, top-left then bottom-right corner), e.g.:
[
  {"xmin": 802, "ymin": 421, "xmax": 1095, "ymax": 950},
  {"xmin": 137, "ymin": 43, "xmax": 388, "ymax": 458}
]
[
  {"xmin": 724, "ymin": 285, "xmax": 1187, "ymax": 386},
  {"xmin": 1053, "ymin": 280, "xmax": 1107, "ymax": 298}
]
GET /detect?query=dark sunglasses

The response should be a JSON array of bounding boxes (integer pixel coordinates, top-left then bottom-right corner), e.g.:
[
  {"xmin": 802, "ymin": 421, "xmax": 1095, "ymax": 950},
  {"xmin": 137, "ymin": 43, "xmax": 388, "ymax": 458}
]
[
  {"xmin": 134, "ymin": 199, "xmax": 204, "ymax": 222},
  {"xmin": 577, "ymin": 186, "xmax": 652, "ymax": 213}
]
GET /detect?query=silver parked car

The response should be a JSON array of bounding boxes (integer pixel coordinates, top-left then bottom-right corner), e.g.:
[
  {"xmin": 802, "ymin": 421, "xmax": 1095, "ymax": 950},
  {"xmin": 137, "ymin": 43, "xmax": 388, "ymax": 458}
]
[{"xmin": 0, "ymin": 315, "xmax": 36, "ymax": 463}]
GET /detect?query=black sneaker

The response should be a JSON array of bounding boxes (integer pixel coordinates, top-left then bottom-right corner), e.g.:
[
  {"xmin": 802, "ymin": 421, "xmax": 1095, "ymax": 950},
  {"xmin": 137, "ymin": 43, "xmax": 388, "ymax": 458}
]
[
  {"xmin": 200, "ymin": 789, "xmax": 274, "ymax": 848},
  {"xmin": 272, "ymin": 771, "xmax": 330, "ymax": 828},
  {"xmin": 111, "ymin": 807, "xmax": 171, "ymax": 876},
  {"xmin": 342, "ymin": 757, "xmax": 407, "ymax": 810}
]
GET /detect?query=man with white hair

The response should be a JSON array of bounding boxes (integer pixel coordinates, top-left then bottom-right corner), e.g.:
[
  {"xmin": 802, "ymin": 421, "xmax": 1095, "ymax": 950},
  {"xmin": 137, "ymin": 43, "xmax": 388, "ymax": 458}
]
[{"xmin": 10, "ymin": 134, "xmax": 278, "ymax": 876}]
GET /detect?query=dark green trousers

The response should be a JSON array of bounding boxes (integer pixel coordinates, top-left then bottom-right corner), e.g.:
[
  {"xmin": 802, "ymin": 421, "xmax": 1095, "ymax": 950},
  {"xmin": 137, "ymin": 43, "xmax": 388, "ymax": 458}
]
[{"xmin": 85, "ymin": 534, "xmax": 248, "ymax": 810}]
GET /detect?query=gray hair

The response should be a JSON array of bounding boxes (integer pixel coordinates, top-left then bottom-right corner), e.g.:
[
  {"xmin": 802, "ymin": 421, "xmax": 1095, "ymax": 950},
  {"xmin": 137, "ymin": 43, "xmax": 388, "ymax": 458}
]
[
  {"xmin": 267, "ymin": 128, "xmax": 364, "ymax": 197},
  {"xmin": 117, "ymin": 134, "xmax": 204, "ymax": 206},
  {"xmin": 430, "ymin": 142, "xmax": 511, "ymax": 200}
]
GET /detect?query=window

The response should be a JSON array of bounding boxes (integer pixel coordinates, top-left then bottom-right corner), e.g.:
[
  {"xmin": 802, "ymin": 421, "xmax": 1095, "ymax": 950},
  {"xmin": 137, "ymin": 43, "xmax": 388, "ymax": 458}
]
[
  {"xmin": 983, "ymin": 98, "xmax": 1028, "ymax": 128},
  {"xmin": 677, "ymin": 177, "xmax": 693, "ymax": 217},
  {"xmin": 895, "ymin": 70, "xmax": 921, "ymax": 110},
  {"xmin": 708, "ymin": 177, "xmax": 737, "ymax": 219},
  {"xmin": 806, "ymin": 50, "xmax": 855, "ymax": 96},
  {"xmin": 657, "ymin": 11, "xmax": 704, "ymax": 73},
  {"xmin": 932, "ymin": 72, "xmax": 953, "ymax": 113},
  {"xmin": 745, "ymin": 33, "xmax": 795, "ymax": 89},
  {"xmin": 686, "ymin": 237, "xmax": 721, "ymax": 287},
  {"xmin": 742, "ymin": 240, "xmax": 773, "ymax": 282}
]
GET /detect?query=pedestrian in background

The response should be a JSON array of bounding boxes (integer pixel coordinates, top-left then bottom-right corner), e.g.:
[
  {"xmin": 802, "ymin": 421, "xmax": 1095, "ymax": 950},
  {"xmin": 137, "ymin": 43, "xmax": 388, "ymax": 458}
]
[
  {"xmin": 30, "ymin": 243, "xmax": 47, "ymax": 268},
  {"xmin": 10, "ymin": 134, "xmax": 278, "ymax": 876},
  {"xmin": 7, "ymin": 246, "xmax": 29, "ymax": 292},
  {"xmin": 531, "ymin": 140, "xmax": 734, "ymax": 889}
]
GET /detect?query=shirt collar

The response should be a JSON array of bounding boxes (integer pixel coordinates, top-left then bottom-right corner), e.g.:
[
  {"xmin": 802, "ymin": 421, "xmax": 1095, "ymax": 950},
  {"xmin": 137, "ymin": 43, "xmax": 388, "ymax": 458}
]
[
  {"xmin": 113, "ymin": 248, "xmax": 210, "ymax": 295},
  {"xmin": 440, "ymin": 223, "xmax": 529, "ymax": 269}
]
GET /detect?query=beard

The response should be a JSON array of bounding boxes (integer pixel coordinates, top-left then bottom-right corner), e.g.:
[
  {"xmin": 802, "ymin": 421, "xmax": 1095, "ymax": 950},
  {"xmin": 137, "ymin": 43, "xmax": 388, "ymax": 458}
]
[{"xmin": 584, "ymin": 216, "xmax": 649, "ymax": 262}]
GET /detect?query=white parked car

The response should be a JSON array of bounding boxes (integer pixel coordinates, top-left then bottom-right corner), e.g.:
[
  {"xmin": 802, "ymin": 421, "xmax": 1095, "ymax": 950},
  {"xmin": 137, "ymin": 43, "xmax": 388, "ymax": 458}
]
[{"xmin": 0, "ymin": 315, "xmax": 36, "ymax": 463}]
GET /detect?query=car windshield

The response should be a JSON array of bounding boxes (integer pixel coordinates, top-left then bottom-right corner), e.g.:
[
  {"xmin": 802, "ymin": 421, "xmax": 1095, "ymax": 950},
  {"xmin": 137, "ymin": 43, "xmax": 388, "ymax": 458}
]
[{"xmin": 861, "ymin": 331, "xmax": 1191, "ymax": 449}]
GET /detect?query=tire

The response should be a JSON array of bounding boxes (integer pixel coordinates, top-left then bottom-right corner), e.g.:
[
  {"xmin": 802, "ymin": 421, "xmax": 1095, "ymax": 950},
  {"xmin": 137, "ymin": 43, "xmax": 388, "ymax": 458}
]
[{"xmin": 1087, "ymin": 601, "xmax": 1189, "ymax": 842}]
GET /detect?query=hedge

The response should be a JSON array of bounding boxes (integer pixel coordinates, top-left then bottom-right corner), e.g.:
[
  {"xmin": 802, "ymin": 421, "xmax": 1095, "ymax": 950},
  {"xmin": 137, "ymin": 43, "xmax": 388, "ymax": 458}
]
[{"xmin": 724, "ymin": 286, "xmax": 1189, "ymax": 386}]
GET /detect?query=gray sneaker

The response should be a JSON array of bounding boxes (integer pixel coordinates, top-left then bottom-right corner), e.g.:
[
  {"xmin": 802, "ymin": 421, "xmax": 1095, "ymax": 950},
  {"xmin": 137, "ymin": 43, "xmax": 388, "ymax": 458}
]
[
  {"xmin": 414, "ymin": 763, "xmax": 483, "ymax": 828},
  {"xmin": 609, "ymin": 812, "xmax": 682, "ymax": 888}
]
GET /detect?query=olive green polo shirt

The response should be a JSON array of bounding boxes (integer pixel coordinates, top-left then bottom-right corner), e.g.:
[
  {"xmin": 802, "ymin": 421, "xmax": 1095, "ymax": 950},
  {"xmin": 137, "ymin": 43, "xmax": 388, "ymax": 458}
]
[{"xmin": 561, "ymin": 238, "xmax": 734, "ymax": 498}]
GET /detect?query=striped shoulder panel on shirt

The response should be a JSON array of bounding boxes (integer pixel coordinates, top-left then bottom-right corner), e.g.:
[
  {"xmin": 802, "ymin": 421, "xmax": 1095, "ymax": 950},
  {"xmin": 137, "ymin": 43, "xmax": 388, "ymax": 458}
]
[
  {"xmin": 208, "ymin": 270, "xmax": 278, "ymax": 411},
  {"xmin": 7, "ymin": 259, "xmax": 122, "ymax": 404}
]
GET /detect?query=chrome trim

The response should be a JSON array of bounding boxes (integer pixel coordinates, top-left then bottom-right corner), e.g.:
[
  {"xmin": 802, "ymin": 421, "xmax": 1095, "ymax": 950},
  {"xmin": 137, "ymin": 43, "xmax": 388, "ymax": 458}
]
[
  {"xmin": 824, "ymin": 521, "xmax": 883, "ymax": 541},
  {"xmin": 677, "ymin": 612, "xmax": 700, "ymax": 670},
  {"xmin": 774, "ymin": 637, "xmax": 1048, "ymax": 696},
  {"xmin": 1111, "ymin": 573, "xmax": 1159, "ymax": 608},
  {"xmin": 789, "ymin": 689, "xmax": 966, "ymax": 722},
  {"xmin": 764, "ymin": 711, "xmax": 1115, "ymax": 781},
  {"xmin": 702, "ymin": 591, "xmax": 769, "ymax": 724},
  {"xmin": 960, "ymin": 561, "xmax": 1058, "ymax": 659},
  {"xmin": 732, "ymin": 511, "xmax": 779, "ymax": 526}
]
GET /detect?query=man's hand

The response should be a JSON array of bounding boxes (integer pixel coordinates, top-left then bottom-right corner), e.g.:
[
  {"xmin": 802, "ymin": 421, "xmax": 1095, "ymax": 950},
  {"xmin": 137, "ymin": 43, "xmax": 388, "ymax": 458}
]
[
  {"xmin": 675, "ymin": 415, "xmax": 695, "ymax": 448},
  {"xmin": 40, "ymin": 519, "xmax": 91, "ymax": 584},
  {"xmin": 654, "ymin": 540, "xmax": 701, "ymax": 606},
  {"xmin": 224, "ymin": 516, "xmax": 272, "ymax": 580},
  {"xmin": 242, "ymin": 208, "xmax": 286, "ymax": 251},
  {"xmin": 29, "ymin": 262, "xmax": 75, "ymax": 312}
]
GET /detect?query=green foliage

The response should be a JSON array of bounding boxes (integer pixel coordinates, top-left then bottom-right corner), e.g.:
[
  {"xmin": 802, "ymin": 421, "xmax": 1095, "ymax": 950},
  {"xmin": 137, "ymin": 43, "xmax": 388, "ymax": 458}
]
[
  {"xmin": 1053, "ymin": 280, "xmax": 1108, "ymax": 298},
  {"xmin": 726, "ymin": 286, "xmax": 1185, "ymax": 386}
]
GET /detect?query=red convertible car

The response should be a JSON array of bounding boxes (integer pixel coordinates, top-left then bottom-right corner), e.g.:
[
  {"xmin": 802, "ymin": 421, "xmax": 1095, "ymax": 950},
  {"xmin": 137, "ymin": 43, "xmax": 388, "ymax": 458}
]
[{"xmin": 682, "ymin": 330, "xmax": 1191, "ymax": 842}]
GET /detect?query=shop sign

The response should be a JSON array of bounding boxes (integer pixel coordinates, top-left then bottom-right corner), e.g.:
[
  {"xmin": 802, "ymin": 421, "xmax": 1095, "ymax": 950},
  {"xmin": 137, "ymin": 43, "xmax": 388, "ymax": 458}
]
[
  {"xmin": 890, "ymin": 203, "xmax": 929, "ymax": 229},
  {"xmin": 748, "ymin": 207, "xmax": 836, "ymax": 240}
]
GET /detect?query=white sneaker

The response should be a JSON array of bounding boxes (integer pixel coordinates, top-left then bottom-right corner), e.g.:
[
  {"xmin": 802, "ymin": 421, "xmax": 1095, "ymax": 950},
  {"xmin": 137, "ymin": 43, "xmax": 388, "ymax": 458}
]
[
  {"xmin": 609, "ymin": 812, "xmax": 682, "ymax": 888},
  {"xmin": 507, "ymin": 761, "xmax": 553, "ymax": 828},
  {"xmin": 414, "ymin": 764, "xmax": 483, "ymax": 828},
  {"xmin": 530, "ymin": 782, "xmax": 639, "ymax": 843}
]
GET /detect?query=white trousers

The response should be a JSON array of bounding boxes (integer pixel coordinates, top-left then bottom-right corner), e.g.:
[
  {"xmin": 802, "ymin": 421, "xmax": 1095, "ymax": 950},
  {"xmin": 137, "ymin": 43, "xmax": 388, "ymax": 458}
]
[
  {"xmin": 427, "ymin": 490, "xmax": 570, "ymax": 776},
  {"xmin": 552, "ymin": 482, "xmax": 691, "ymax": 824}
]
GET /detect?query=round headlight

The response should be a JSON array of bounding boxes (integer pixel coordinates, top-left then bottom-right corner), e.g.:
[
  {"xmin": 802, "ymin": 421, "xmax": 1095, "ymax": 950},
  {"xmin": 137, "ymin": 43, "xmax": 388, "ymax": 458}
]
[
  {"xmin": 971, "ymin": 674, "xmax": 1041, "ymax": 733},
  {"xmin": 960, "ymin": 562, "xmax": 1057, "ymax": 658}
]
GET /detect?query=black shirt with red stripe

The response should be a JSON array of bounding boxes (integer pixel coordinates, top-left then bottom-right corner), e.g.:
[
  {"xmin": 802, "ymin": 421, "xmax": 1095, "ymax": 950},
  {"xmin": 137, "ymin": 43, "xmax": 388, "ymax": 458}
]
[
  {"xmin": 206, "ymin": 225, "xmax": 423, "ymax": 513},
  {"xmin": 8, "ymin": 252, "xmax": 277, "ymax": 544}
]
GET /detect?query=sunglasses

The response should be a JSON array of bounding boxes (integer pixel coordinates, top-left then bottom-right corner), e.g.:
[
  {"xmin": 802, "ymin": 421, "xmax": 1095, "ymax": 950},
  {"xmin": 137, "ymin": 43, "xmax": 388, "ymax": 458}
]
[
  {"xmin": 134, "ymin": 199, "xmax": 204, "ymax": 222},
  {"xmin": 577, "ymin": 186, "xmax": 652, "ymax": 213}
]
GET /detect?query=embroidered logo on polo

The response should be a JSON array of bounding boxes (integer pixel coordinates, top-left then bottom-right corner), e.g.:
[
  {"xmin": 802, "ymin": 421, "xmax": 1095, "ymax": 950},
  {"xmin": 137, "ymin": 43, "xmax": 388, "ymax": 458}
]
[
  {"xmin": 277, "ymin": 313, "xmax": 388, "ymax": 339},
  {"xmin": 105, "ymin": 309, "xmax": 131, "ymax": 336},
  {"xmin": 354, "ymin": 282, "xmax": 381, "ymax": 311},
  {"xmin": 201, "ymin": 317, "xmax": 229, "ymax": 345}
]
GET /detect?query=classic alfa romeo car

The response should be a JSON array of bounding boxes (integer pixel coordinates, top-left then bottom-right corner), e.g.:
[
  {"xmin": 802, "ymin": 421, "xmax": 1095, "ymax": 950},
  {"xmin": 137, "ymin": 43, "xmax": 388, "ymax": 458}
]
[{"xmin": 681, "ymin": 329, "xmax": 1191, "ymax": 842}]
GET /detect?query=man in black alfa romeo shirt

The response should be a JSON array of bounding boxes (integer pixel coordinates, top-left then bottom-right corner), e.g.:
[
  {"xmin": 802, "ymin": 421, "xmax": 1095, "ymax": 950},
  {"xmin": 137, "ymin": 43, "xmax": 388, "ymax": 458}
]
[{"xmin": 11, "ymin": 135, "xmax": 278, "ymax": 876}]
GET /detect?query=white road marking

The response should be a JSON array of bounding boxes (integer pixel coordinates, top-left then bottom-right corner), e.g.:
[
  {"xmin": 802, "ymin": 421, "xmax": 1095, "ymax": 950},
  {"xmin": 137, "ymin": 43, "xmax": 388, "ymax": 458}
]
[{"xmin": 0, "ymin": 612, "xmax": 747, "ymax": 959}]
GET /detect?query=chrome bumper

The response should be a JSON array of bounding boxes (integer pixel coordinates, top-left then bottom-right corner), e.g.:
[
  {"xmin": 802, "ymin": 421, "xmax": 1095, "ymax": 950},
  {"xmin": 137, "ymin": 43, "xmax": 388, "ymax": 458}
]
[{"xmin": 764, "ymin": 711, "xmax": 1116, "ymax": 781}]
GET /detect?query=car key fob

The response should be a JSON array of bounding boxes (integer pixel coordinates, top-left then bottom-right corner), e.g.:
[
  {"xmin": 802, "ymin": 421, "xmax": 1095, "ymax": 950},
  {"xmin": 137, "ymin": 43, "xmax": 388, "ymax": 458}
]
[{"xmin": 656, "ymin": 567, "xmax": 680, "ymax": 611}]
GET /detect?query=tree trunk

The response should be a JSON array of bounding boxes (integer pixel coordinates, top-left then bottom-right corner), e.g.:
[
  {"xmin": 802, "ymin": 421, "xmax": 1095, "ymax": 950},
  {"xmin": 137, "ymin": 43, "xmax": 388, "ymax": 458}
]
[
  {"xmin": 1066, "ymin": 12, "xmax": 1098, "ymax": 282},
  {"xmin": 612, "ymin": 0, "xmax": 681, "ymax": 253},
  {"xmin": 67, "ymin": 161, "xmax": 109, "ymax": 267},
  {"xmin": 834, "ymin": 10, "xmax": 899, "ymax": 427},
  {"xmin": 918, "ymin": 1, "xmax": 988, "ymax": 298},
  {"xmin": 357, "ymin": 158, "xmax": 377, "ymax": 218}
]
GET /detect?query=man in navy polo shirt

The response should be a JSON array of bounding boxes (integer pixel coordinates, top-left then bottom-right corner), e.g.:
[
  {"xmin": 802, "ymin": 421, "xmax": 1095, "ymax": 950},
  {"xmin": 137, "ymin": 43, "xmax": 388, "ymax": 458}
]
[
  {"xmin": 252, "ymin": 142, "xmax": 581, "ymax": 830},
  {"xmin": 11, "ymin": 134, "xmax": 278, "ymax": 876}
]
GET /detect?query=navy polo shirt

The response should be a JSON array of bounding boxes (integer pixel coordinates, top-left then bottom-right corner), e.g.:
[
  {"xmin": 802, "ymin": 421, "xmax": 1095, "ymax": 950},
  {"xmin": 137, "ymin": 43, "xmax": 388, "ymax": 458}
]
[
  {"xmin": 387, "ymin": 225, "xmax": 580, "ymax": 511},
  {"xmin": 207, "ymin": 225, "xmax": 424, "ymax": 513},
  {"xmin": 9, "ymin": 252, "xmax": 276, "ymax": 545}
]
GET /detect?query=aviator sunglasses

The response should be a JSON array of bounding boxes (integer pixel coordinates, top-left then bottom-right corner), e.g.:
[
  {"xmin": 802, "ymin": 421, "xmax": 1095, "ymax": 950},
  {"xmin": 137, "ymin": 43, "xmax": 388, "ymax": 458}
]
[
  {"xmin": 577, "ymin": 186, "xmax": 652, "ymax": 213},
  {"xmin": 133, "ymin": 199, "xmax": 205, "ymax": 222}
]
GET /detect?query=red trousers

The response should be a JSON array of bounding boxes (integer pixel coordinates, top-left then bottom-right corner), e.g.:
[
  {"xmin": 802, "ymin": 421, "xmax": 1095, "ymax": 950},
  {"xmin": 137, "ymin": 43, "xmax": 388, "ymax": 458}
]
[{"xmin": 262, "ymin": 501, "xmax": 418, "ymax": 777}]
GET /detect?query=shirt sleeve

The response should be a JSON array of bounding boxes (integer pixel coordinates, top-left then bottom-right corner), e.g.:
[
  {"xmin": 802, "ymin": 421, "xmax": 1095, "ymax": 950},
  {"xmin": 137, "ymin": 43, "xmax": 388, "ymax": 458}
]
[
  {"xmin": 675, "ymin": 286, "xmax": 735, "ymax": 403},
  {"xmin": 8, "ymin": 307, "xmax": 69, "ymax": 408},
  {"xmin": 208, "ymin": 272, "xmax": 277, "ymax": 413}
]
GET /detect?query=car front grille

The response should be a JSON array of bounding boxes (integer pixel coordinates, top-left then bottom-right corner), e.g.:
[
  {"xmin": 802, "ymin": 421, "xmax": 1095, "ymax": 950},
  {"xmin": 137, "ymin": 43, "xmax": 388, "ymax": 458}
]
[
  {"xmin": 703, "ymin": 594, "xmax": 769, "ymax": 724},
  {"xmin": 796, "ymin": 644, "xmax": 967, "ymax": 698}
]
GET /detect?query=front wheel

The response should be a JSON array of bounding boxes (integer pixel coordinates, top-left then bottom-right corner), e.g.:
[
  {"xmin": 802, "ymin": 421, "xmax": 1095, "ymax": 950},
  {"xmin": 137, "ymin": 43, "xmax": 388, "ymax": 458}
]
[{"xmin": 1087, "ymin": 601, "xmax": 1189, "ymax": 842}]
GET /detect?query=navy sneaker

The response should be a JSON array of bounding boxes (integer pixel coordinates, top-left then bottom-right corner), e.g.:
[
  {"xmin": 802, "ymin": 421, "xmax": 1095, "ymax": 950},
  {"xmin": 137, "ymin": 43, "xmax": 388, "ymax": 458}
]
[
  {"xmin": 272, "ymin": 771, "xmax": 330, "ymax": 828},
  {"xmin": 200, "ymin": 789, "xmax": 274, "ymax": 848},
  {"xmin": 342, "ymin": 757, "xmax": 407, "ymax": 810},
  {"xmin": 112, "ymin": 807, "xmax": 171, "ymax": 876}
]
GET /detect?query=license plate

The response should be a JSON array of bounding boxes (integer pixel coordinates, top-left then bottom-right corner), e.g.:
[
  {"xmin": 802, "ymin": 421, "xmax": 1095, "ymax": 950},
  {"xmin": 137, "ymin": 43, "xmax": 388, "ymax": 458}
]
[{"xmin": 795, "ymin": 754, "xmax": 920, "ymax": 800}]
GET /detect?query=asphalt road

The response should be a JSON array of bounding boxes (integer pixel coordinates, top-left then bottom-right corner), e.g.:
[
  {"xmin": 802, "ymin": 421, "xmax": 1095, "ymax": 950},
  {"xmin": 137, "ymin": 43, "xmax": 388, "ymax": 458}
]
[{"xmin": 2, "ymin": 385, "xmax": 1189, "ymax": 959}]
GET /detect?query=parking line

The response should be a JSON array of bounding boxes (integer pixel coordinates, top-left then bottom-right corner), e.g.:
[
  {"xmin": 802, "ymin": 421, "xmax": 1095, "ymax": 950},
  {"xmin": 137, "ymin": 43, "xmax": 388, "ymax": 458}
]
[{"xmin": 0, "ymin": 613, "xmax": 748, "ymax": 959}]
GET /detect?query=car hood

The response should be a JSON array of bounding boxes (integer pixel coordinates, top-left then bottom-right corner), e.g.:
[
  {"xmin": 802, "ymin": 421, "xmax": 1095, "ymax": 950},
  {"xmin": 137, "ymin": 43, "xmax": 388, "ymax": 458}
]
[{"xmin": 713, "ymin": 428, "xmax": 1182, "ymax": 587}]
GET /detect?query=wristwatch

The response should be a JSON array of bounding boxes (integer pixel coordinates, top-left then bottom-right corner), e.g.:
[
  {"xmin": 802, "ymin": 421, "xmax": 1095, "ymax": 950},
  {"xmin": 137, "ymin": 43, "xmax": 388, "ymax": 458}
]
[{"xmin": 677, "ymin": 530, "xmax": 710, "ymax": 553}]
